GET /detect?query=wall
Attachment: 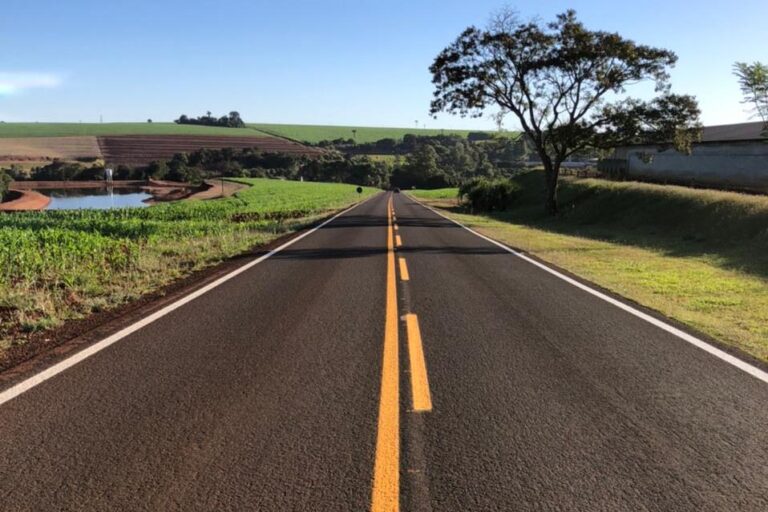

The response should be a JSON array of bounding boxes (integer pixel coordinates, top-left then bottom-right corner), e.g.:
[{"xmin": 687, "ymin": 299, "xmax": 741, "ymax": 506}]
[{"xmin": 613, "ymin": 141, "xmax": 768, "ymax": 193}]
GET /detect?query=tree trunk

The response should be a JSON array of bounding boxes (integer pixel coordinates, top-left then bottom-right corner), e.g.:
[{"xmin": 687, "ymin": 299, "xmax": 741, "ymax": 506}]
[{"xmin": 543, "ymin": 162, "xmax": 560, "ymax": 215}]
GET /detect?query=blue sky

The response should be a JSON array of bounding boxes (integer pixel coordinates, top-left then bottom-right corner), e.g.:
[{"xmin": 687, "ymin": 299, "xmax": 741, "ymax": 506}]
[{"xmin": 0, "ymin": 0, "xmax": 766, "ymax": 130}]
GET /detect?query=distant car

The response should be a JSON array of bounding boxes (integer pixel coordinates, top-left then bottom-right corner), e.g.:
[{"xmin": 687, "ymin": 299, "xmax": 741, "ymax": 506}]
[{"xmin": 393, "ymin": 187, "xmax": 400, "ymax": 193}]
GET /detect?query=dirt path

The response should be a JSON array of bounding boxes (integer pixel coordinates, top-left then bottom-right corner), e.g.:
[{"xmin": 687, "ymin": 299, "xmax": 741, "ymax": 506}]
[
  {"xmin": 187, "ymin": 179, "xmax": 248, "ymax": 200},
  {"xmin": 0, "ymin": 190, "xmax": 51, "ymax": 211}
]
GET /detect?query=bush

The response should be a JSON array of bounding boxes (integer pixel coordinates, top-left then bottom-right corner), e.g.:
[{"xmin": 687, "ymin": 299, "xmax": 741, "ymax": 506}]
[
  {"xmin": 146, "ymin": 160, "xmax": 168, "ymax": 180},
  {"xmin": 459, "ymin": 178, "xmax": 521, "ymax": 211},
  {"xmin": 0, "ymin": 169, "xmax": 11, "ymax": 200},
  {"xmin": 30, "ymin": 161, "xmax": 107, "ymax": 181}
]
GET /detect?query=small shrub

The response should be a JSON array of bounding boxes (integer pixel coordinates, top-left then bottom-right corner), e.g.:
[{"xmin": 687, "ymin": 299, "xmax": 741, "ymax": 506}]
[{"xmin": 459, "ymin": 178, "xmax": 521, "ymax": 212}]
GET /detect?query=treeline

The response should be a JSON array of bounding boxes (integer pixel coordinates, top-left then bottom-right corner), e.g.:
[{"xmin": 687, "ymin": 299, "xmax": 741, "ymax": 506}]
[
  {"xmin": 389, "ymin": 136, "xmax": 526, "ymax": 188},
  {"xmin": 5, "ymin": 161, "xmax": 112, "ymax": 183},
  {"xmin": 2, "ymin": 150, "xmax": 392, "ymax": 189},
  {"xmin": 174, "ymin": 111, "xmax": 245, "ymax": 128},
  {"xmin": 141, "ymin": 148, "xmax": 393, "ymax": 188},
  {"xmin": 2, "ymin": 134, "xmax": 533, "ymax": 192},
  {"xmin": 309, "ymin": 134, "xmax": 534, "ymax": 188},
  {"xmin": 315, "ymin": 133, "xmax": 530, "ymax": 158}
]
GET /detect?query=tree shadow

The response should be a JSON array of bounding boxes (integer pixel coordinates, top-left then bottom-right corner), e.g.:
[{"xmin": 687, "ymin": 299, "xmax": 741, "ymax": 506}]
[
  {"xmin": 438, "ymin": 204, "xmax": 768, "ymax": 282},
  {"xmin": 270, "ymin": 244, "xmax": 507, "ymax": 261}
]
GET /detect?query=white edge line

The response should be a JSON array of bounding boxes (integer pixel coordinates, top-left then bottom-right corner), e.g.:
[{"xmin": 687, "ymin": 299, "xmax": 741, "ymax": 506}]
[
  {"xmin": 0, "ymin": 194, "xmax": 379, "ymax": 407},
  {"xmin": 408, "ymin": 195, "xmax": 768, "ymax": 385}
]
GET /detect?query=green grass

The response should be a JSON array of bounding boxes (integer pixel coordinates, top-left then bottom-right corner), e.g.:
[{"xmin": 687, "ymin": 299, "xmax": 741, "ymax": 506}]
[
  {"xmin": 411, "ymin": 172, "xmax": 768, "ymax": 362},
  {"xmin": 0, "ymin": 122, "xmax": 270, "ymax": 138},
  {"xmin": 0, "ymin": 179, "xmax": 378, "ymax": 353},
  {"xmin": 407, "ymin": 187, "xmax": 459, "ymax": 200},
  {"xmin": 247, "ymin": 123, "xmax": 514, "ymax": 144}
]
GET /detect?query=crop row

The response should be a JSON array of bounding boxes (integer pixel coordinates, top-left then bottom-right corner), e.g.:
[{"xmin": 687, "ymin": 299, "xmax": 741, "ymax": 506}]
[{"xmin": 0, "ymin": 178, "xmax": 376, "ymax": 350}]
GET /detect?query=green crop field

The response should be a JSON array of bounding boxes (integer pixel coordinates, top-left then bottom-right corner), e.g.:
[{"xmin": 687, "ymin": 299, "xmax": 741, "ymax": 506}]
[
  {"xmin": 0, "ymin": 122, "xmax": 270, "ymax": 138},
  {"xmin": 0, "ymin": 122, "xmax": 518, "ymax": 145},
  {"xmin": 0, "ymin": 179, "xmax": 377, "ymax": 354},
  {"xmin": 410, "ymin": 172, "xmax": 768, "ymax": 363},
  {"xmin": 248, "ymin": 123, "xmax": 513, "ymax": 143}
]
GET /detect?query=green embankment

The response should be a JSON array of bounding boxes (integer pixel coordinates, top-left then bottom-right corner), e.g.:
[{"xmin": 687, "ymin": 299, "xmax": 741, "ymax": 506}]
[
  {"xmin": 0, "ymin": 123, "xmax": 270, "ymax": 138},
  {"xmin": 247, "ymin": 123, "xmax": 512, "ymax": 144},
  {"xmin": 0, "ymin": 179, "xmax": 377, "ymax": 350},
  {"xmin": 411, "ymin": 172, "xmax": 768, "ymax": 362}
]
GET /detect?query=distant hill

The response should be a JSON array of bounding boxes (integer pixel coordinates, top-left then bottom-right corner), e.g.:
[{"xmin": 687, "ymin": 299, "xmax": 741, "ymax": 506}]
[
  {"xmin": 0, "ymin": 122, "xmax": 518, "ymax": 145},
  {"xmin": 247, "ymin": 123, "xmax": 515, "ymax": 144},
  {"xmin": 0, "ymin": 123, "xmax": 267, "ymax": 138}
]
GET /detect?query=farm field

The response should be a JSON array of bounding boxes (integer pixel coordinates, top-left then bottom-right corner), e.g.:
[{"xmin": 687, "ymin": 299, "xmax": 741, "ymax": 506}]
[
  {"xmin": 410, "ymin": 173, "xmax": 768, "ymax": 363},
  {"xmin": 0, "ymin": 136, "xmax": 102, "ymax": 164},
  {"xmin": 98, "ymin": 135, "xmax": 322, "ymax": 166},
  {"xmin": 0, "ymin": 129, "xmax": 322, "ymax": 168},
  {"xmin": 0, "ymin": 178, "xmax": 378, "ymax": 363},
  {"xmin": 0, "ymin": 122, "xmax": 511, "ymax": 144},
  {"xmin": 247, "ymin": 122, "xmax": 512, "ymax": 143},
  {"xmin": 0, "ymin": 122, "xmax": 270, "ymax": 138},
  {"xmin": 0, "ymin": 122, "xmax": 512, "ymax": 167}
]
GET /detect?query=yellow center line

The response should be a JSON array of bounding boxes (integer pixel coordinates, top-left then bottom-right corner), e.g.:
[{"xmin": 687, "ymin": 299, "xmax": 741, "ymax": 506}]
[
  {"xmin": 405, "ymin": 314, "xmax": 432, "ymax": 412},
  {"xmin": 371, "ymin": 195, "xmax": 400, "ymax": 512},
  {"xmin": 398, "ymin": 257, "xmax": 410, "ymax": 281},
  {"xmin": 395, "ymin": 235, "xmax": 402, "ymax": 247}
]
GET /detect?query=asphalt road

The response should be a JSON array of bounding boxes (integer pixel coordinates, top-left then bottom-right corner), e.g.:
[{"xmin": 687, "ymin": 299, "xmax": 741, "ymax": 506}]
[{"xmin": 1, "ymin": 192, "xmax": 766, "ymax": 511}]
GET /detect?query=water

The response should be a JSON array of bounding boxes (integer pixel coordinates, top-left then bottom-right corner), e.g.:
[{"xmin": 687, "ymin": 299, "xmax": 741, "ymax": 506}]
[{"xmin": 41, "ymin": 187, "xmax": 153, "ymax": 210}]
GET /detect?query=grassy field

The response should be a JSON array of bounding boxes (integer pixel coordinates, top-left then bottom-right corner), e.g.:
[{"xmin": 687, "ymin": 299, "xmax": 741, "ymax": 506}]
[
  {"xmin": 0, "ymin": 123, "xmax": 269, "ymax": 138},
  {"xmin": 0, "ymin": 122, "xmax": 516, "ymax": 145},
  {"xmin": 248, "ymin": 123, "xmax": 511, "ymax": 143},
  {"xmin": 411, "ymin": 172, "xmax": 768, "ymax": 363},
  {"xmin": 0, "ymin": 179, "xmax": 377, "ymax": 353}
]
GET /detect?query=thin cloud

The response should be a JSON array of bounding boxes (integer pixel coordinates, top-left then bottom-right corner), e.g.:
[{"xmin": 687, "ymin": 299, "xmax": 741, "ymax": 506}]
[{"xmin": 0, "ymin": 72, "xmax": 62, "ymax": 96}]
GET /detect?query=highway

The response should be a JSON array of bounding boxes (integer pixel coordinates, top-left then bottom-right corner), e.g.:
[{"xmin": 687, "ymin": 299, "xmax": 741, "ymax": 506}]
[{"xmin": 0, "ymin": 192, "xmax": 766, "ymax": 511}]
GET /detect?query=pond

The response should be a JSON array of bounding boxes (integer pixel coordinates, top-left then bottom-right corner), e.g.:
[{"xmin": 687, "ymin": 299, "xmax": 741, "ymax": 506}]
[{"xmin": 41, "ymin": 187, "xmax": 153, "ymax": 210}]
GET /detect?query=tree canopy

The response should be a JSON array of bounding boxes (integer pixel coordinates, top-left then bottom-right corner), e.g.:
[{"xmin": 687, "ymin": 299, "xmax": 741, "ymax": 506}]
[
  {"xmin": 175, "ymin": 111, "xmax": 246, "ymax": 128},
  {"xmin": 734, "ymin": 61, "xmax": 768, "ymax": 135},
  {"xmin": 429, "ymin": 9, "xmax": 700, "ymax": 213}
]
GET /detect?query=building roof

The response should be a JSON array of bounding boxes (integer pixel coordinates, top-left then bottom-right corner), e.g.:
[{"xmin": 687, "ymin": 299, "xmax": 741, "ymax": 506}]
[{"xmin": 700, "ymin": 121, "xmax": 766, "ymax": 143}]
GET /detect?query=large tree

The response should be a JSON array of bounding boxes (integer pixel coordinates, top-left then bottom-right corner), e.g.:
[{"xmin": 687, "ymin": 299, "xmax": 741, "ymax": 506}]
[
  {"xmin": 733, "ymin": 61, "xmax": 768, "ymax": 134},
  {"xmin": 430, "ymin": 9, "xmax": 701, "ymax": 214}
]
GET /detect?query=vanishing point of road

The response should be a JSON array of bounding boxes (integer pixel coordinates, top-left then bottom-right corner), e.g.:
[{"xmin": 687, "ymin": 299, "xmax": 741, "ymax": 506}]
[{"xmin": 1, "ymin": 192, "xmax": 766, "ymax": 511}]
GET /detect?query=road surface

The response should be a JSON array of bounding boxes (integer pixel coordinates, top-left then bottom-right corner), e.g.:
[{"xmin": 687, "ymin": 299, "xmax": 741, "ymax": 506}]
[{"xmin": 0, "ymin": 192, "xmax": 766, "ymax": 511}]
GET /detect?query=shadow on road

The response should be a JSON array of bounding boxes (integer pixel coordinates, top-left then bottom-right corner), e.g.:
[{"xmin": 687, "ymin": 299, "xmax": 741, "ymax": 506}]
[
  {"xmin": 271, "ymin": 244, "xmax": 506, "ymax": 261},
  {"xmin": 321, "ymin": 213, "xmax": 462, "ymax": 230}
]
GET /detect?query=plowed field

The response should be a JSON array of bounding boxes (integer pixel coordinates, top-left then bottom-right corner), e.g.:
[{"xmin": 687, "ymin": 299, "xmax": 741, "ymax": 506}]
[
  {"xmin": 0, "ymin": 137, "xmax": 102, "ymax": 162},
  {"xmin": 98, "ymin": 135, "xmax": 322, "ymax": 165}
]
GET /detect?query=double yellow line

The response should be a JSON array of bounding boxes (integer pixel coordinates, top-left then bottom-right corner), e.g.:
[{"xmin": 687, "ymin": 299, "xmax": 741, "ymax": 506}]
[
  {"xmin": 371, "ymin": 196, "xmax": 432, "ymax": 512},
  {"xmin": 371, "ymin": 196, "xmax": 401, "ymax": 512}
]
